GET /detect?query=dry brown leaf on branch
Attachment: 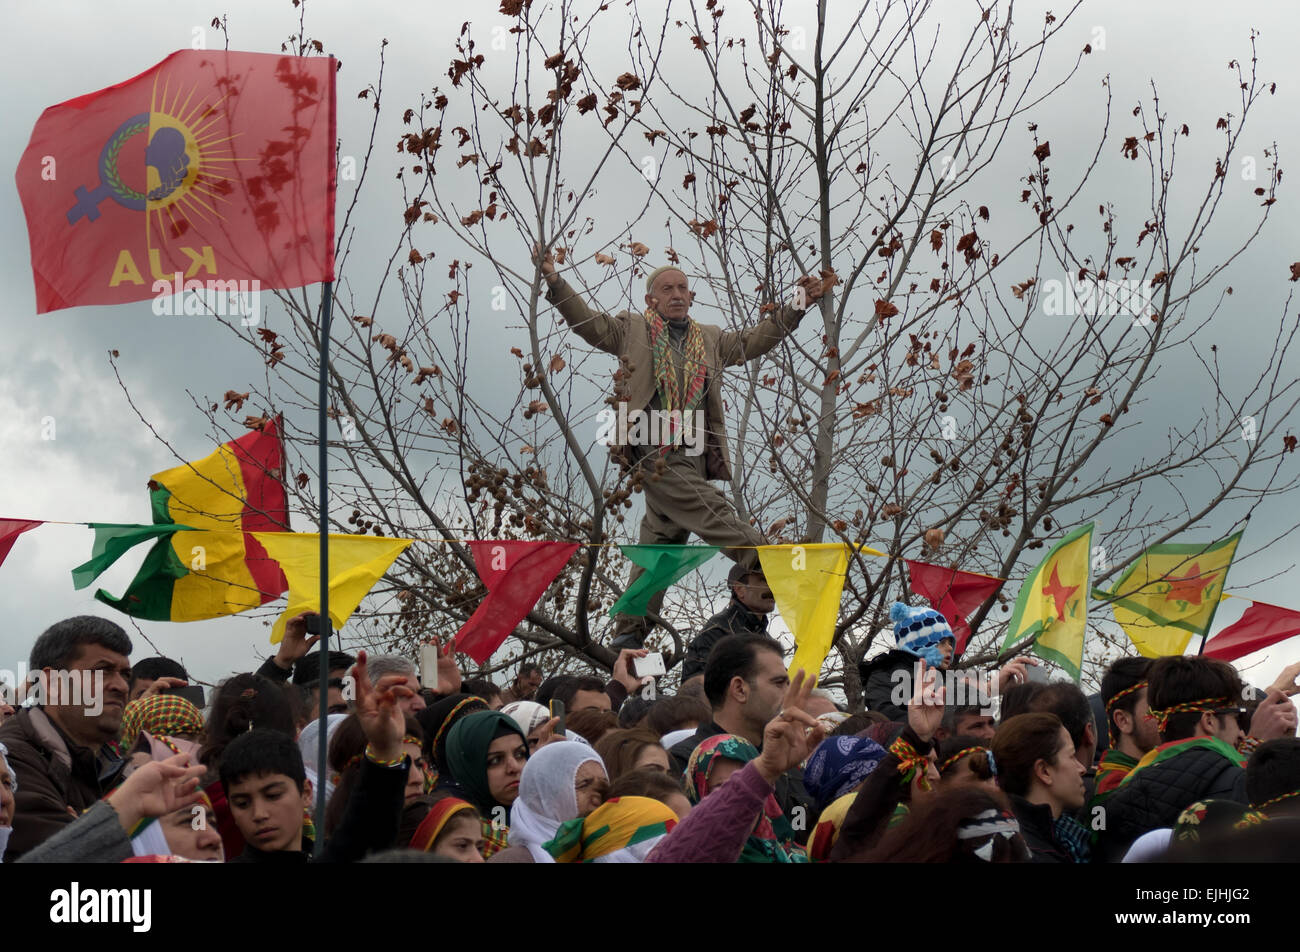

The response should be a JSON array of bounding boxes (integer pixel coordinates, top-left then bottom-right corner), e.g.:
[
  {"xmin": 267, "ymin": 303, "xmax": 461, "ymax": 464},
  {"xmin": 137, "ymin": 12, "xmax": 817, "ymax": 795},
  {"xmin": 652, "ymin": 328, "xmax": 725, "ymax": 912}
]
[
  {"xmin": 243, "ymin": 415, "xmax": 270, "ymax": 431},
  {"xmin": 527, "ymin": 400, "xmax": 549, "ymax": 414},
  {"xmin": 1011, "ymin": 278, "xmax": 1036, "ymax": 300},
  {"xmin": 594, "ymin": 252, "xmax": 616, "ymax": 265},
  {"xmin": 461, "ymin": 210, "xmax": 484, "ymax": 226},
  {"xmin": 296, "ymin": 472, "xmax": 310, "ymax": 488},
  {"xmin": 1289, "ymin": 262, "xmax": 1300, "ymax": 282},
  {"xmin": 665, "ymin": 247, "xmax": 680, "ymax": 263},
  {"xmin": 930, "ymin": 230, "xmax": 944, "ymax": 253},
  {"xmin": 414, "ymin": 366, "xmax": 442, "ymax": 384},
  {"xmin": 408, "ymin": 249, "xmax": 425, "ymax": 264},
  {"xmin": 223, "ymin": 391, "xmax": 250, "ymax": 411},
  {"xmin": 353, "ymin": 315, "xmax": 373, "ymax": 327},
  {"xmin": 951, "ymin": 359, "xmax": 976, "ymax": 391},
  {"xmin": 924, "ymin": 528, "xmax": 945, "ymax": 548},
  {"xmin": 576, "ymin": 93, "xmax": 598, "ymax": 114},
  {"xmin": 1033, "ymin": 141, "xmax": 1051, "ymax": 161},
  {"xmin": 628, "ymin": 241, "xmax": 650, "ymax": 257},
  {"xmin": 881, "ymin": 503, "xmax": 903, "ymax": 518},
  {"xmin": 615, "ymin": 72, "xmax": 641, "ymax": 90},
  {"xmin": 767, "ymin": 517, "xmax": 790, "ymax": 535},
  {"xmin": 549, "ymin": 354, "xmax": 566, "ymax": 372},
  {"xmin": 510, "ymin": 347, "xmax": 524, "ymax": 358},
  {"xmin": 875, "ymin": 299, "xmax": 899, "ymax": 319}
]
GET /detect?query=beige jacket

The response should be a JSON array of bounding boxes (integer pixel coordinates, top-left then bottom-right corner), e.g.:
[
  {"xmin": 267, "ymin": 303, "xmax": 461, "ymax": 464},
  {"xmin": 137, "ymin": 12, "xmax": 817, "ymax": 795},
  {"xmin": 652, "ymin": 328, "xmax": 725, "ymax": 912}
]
[{"xmin": 543, "ymin": 276, "xmax": 808, "ymax": 481}]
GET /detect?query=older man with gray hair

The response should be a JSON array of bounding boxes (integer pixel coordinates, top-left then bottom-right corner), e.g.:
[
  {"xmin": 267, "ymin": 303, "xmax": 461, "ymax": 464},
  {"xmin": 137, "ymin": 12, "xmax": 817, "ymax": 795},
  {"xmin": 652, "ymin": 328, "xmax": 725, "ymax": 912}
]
[
  {"xmin": 534, "ymin": 245, "xmax": 828, "ymax": 649},
  {"xmin": 364, "ymin": 655, "xmax": 426, "ymax": 713}
]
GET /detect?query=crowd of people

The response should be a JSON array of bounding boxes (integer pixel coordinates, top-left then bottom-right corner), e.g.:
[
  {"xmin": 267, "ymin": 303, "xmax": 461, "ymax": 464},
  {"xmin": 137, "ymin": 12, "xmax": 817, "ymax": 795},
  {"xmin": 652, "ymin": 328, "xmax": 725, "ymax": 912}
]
[{"xmin": 1, "ymin": 586, "xmax": 1298, "ymax": 864}]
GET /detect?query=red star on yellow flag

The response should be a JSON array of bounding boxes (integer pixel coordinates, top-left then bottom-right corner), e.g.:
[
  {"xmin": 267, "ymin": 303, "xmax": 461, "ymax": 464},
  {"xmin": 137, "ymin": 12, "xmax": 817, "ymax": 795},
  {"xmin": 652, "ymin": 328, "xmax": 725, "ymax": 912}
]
[
  {"xmin": 1163, "ymin": 563, "xmax": 1218, "ymax": 606},
  {"xmin": 1042, "ymin": 565, "xmax": 1079, "ymax": 621}
]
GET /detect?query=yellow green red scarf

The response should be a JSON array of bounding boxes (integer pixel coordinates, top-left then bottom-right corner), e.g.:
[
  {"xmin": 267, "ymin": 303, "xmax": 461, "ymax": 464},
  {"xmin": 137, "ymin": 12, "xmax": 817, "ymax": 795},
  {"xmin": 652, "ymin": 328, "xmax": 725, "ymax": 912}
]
[
  {"xmin": 543, "ymin": 796, "xmax": 678, "ymax": 862},
  {"xmin": 646, "ymin": 308, "xmax": 706, "ymax": 444}
]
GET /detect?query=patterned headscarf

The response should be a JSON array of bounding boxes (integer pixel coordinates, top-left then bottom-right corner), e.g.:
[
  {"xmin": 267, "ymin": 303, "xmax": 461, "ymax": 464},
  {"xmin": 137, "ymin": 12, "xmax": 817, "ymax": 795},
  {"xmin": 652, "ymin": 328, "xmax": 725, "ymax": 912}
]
[
  {"xmin": 684, "ymin": 734, "xmax": 807, "ymax": 864},
  {"xmin": 803, "ymin": 735, "xmax": 886, "ymax": 814},
  {"xmin": 544, "ymin": 796, "xmax": 678, "ymax": 863},
  {"xmin": 409, "ymin": 796, "xmax": 478, "ymax": 852},
  {"xmin": 419, "ymin": 693, "xmax": 491, "ymax": 795},
  {"xmin": 807, "ymin": 792, "xmax": 856, "ymax": 862},
  {"xmin": 119, "ymin": 695, "xmax": 204, "ymax": 750}
]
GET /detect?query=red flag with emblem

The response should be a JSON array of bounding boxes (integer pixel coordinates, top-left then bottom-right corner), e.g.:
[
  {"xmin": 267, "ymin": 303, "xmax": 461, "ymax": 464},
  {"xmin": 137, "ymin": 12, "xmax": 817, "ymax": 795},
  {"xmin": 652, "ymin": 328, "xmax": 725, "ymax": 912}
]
[{"xmin": 16, "ymin": 50, "xmax": 335, "ymax": 314}]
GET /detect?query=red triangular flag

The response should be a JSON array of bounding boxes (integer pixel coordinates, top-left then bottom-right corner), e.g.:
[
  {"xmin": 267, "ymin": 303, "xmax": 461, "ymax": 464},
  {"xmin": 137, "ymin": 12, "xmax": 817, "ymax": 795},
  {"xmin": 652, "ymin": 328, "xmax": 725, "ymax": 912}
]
[
  {"xmin": 455, "ymin": 541, "xmax": 580, "ymax": 664},
  {"xmin": 1203, "ymin": 601, "xmax": 1300, "ymax": 662},
  {"xmin": 906, "ymin": 560, "xmax": 1004, "ymax": 655},
  {"xmin": 0, "ymin": 519, "xmax": 42, "ymax": 569}
]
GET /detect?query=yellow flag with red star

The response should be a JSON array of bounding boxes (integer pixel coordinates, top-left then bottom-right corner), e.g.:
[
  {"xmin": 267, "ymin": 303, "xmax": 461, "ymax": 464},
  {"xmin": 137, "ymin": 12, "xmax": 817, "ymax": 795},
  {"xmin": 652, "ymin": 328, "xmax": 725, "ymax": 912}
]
[
  {"xmin": 1093, "ymin": 532, "xmax": 1241, "ymax": 658},
  {"xmin": 1002, "ymin": 524, "xmax": 1094, "ymax": 680}
]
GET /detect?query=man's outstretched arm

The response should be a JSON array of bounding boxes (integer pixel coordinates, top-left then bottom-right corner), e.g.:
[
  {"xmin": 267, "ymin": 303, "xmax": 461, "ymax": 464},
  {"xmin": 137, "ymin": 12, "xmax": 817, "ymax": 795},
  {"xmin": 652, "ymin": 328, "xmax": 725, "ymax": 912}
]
[
  {"xmin": 534, "ymin": 243, "xmax": 626, "ymax": 355},
  {"xmin": 716, "ymin": 273, "xmax": 828, "ymax": 367}
]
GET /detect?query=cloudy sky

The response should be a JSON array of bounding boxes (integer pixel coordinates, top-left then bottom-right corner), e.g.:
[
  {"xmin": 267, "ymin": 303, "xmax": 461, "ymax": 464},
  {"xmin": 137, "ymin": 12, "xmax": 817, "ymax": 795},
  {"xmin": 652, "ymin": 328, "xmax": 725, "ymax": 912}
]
[{"xmin": 2, "ymin": 0, "xmax": 1298, "ymax": 696}]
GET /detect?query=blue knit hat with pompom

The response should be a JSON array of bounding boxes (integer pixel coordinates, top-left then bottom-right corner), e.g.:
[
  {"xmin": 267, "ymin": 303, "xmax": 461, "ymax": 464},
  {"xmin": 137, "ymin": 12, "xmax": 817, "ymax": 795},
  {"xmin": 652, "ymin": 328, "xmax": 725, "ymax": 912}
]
[{"xmin": 890, "ymin": 601, "xmax": 955, "ymax": 667}]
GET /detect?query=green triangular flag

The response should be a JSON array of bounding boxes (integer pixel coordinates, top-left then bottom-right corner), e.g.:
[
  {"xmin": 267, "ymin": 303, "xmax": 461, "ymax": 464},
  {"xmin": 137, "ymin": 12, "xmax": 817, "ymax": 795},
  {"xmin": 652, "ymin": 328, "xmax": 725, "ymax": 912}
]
[
  {"xmin": 71, "ymin": 523, "xmax": 191, "ymax": 591},
  {"xmin": 608, "ymin": 544, "xmax": 721, "ymax": 618}
]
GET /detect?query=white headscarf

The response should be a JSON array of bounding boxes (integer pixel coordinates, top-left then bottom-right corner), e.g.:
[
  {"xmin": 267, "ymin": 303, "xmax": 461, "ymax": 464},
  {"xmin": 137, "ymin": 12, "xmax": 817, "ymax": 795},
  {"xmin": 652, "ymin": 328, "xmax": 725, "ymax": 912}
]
[
  {"xmin": 501, "ymin": 701, "xmax": 549, "ymax": 737},
  {"xmin": 0, "ymin": 741, "xmax": 14, "ymax": 862},
  {"xmin": 507, "ymin": 741, "xmax": 605, "ymax": 863},
  {"xmin": 298, "ymin": 713, "xmax": 348, "ymax": 810},
  {"xmin": 501, "ymin": 701, "xmax": 593, "ymax": 748}
]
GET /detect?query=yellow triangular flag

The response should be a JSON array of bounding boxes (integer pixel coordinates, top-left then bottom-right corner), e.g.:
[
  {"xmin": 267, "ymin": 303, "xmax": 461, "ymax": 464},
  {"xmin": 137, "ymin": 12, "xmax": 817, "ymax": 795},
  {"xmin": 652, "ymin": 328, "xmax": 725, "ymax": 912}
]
[
  {"xmin": 757, "ymin": 543, "xmax": 852, "ymax": 684},
  {"xmin": 250, "ymin": 532, "xmax": 413, "ymax": 643}
]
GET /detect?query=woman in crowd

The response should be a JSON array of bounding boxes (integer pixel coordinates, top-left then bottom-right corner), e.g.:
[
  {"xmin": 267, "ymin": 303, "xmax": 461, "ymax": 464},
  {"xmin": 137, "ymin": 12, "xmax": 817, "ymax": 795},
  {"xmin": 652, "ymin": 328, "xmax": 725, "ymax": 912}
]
[
  {"xmin": 489, "ymin": 740, "xmax": 607, "ymax": 863},
  {"xmin": 861, "ymin": 786, "xmax": 1031, "ymax": 862},
  {"xmin": 803, "ymin": 734, "xmax": 886, "ymax": 862},
  {"xmin": 407, "ymin": 793, "xmax": 487, "ymax": 862},
  {"xmin": 990, "ymin": 712, "xmax": 1090, "ymax": 863},
  {"xmin": 417, "ymin": 693, "xmax": 489, "ymax": 793},
  {"xmin": 595, "ymin": 728, "xmax": 672, "ymax": 781},
  {"xmin": 443, "ymin": 710, "xmax": 531, "ymax": 858},
  {"xmin": 607, "ymin": 767, "xmax": 692, "ymax": 820},
  {"xmin": 937, "ymin": 734, "xmax": 999, "ymax": 792},
  {"xmin": 678, "ymin": 734, "xmax": 807, "ymax": 863}
]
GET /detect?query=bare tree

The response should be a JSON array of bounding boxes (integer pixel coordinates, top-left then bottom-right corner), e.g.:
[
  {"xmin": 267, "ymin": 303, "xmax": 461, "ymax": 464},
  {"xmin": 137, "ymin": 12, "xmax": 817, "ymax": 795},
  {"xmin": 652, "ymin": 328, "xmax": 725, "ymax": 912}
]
[{"xmin": 121, "ymin": 1, "xmax": 1300, "ymax": 699}]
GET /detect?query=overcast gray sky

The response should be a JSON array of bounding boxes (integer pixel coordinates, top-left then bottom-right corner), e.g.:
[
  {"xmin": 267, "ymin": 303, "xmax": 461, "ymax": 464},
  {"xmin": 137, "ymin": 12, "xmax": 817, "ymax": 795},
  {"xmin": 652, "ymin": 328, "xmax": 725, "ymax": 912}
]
[{"xmin": 2, "ymin": 0, "xmax": 1299, "ymax": 694}]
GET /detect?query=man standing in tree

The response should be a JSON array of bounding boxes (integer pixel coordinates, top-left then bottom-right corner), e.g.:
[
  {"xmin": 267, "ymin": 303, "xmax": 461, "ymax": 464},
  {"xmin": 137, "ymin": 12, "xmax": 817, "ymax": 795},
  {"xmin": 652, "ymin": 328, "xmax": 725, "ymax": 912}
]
[{"xmin": 533, "ymin": 244, "xmax": 828, "ymax": 649}]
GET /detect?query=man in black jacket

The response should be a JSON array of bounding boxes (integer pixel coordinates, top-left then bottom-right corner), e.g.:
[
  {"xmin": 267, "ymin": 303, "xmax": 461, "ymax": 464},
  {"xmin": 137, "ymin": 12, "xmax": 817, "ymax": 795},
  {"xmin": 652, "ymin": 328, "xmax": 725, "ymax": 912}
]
[
  {"xmin": 680, "ymin": 564, "xmax": 774, "ymax": 683},
  {"xmin": 0, "ymin": 616, "xmax": 133, "ymax": 861},
  {"xmin": 1095, "ymin": 655, "xmax": 1257, "ymax": 862},
  {"xmin": 669, "ymin": 633, "xmax": 815, "ymax": 838}
]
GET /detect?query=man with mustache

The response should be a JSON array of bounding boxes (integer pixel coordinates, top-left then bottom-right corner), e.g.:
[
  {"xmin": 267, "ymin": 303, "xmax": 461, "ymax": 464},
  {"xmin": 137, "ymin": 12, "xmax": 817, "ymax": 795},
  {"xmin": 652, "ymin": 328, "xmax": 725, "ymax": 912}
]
[
  {"xmin": 0, "ymin": 615, "xmax": 134, "ymax": 861},
  {"xmin": 534, "ymin": 244, "xmax": 828, "ymax": 650},
  {"xmin": 680, "ymin": 564, "xmax": 777, "ymax": 685}
]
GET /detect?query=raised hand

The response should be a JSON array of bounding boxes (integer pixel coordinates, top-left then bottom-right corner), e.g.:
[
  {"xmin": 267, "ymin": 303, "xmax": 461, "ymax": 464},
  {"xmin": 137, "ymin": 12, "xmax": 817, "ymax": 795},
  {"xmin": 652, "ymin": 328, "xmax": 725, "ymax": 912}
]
[
  {"xmin": 352, "ymin": 650, "xmax": 415, "ymax": 762},
  {"xmin": 274, "ymin": 611, "xmax": 322, "ymax": 670},
  {"xmin": 531, "ymin": 242, "xmax": 558, "ymax": 285},
  {"xmin": 907, "ymin": 659, "xmax": 946, "ymax": 743},
  {"xmin": 427, "ymin": 637, "xmax": 462, "ymax": 696},
  {"xmin": 1248, "ymin": 689, "xmax": 1298, "ymax": 742},
  {"xmin": 106, "ymin": 752, "xmax": 206, "ymax": 833},
  {"xmin": 612, "ymin": 648, "xmax": 649, "ymax": 694},
  {"xmin": 997, "ymin": 655, "xmax": 1041, "ymax": 693},
  {"xmin": 756, "ymin": 669, "xmax": 826, "ymax": 783},
  {"xmin": 794, "ymin": 274, "xmax": 826, "ymax": 307},
  {"xmin": 142, "ymin": 676, "xmax": 189, "ymax": 697},
  {"xmin": 1267, "ymin": 661, "xmax": 1300, "ymax": 698}
]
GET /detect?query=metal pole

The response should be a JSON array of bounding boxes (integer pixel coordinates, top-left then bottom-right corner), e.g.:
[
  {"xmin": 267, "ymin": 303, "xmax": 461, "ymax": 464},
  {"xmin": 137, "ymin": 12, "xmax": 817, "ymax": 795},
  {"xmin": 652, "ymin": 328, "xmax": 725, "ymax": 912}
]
[{"xmin": 313, "ymin": 279, "xmax": 333, "ymax": 858}]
